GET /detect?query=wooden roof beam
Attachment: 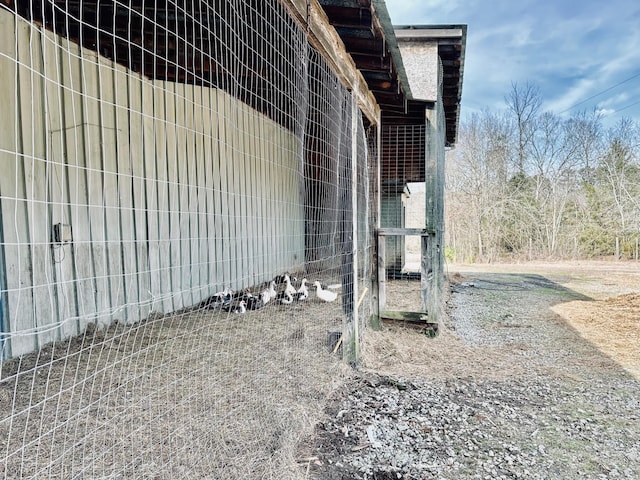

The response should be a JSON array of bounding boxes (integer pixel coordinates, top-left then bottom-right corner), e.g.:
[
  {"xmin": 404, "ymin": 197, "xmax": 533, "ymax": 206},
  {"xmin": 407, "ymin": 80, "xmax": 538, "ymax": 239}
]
[
  {"xmin": 321, "ymin": 5, "xmax": 372, "ymax": 28},
  {"xmin": 281, "ymin": 0, "xmax": 380, "ymax": 124}
]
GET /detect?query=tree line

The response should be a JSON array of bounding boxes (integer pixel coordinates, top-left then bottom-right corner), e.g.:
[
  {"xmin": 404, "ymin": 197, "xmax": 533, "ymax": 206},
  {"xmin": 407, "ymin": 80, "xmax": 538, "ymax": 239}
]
[{"xmin": 445, "ymin": 82, "xmax": 640, "ymax": 262}]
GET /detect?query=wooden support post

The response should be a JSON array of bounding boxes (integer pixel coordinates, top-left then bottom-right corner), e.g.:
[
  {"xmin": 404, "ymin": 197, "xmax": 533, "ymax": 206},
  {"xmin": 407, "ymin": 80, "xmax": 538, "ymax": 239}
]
[
  {"xmin": 370, "ymin": 118, "xmax": 382, "ymax": 330},
  {"xmin": 377, "ymin": 233, "xmax": 386, "ymax": 315},
  {"xmin": 350, "ymin": 94, "xmax": 359, "ymax": 366},
  {"xmin": 423, "ymin": 105, "xmax": 441, "ymax": 324},
  {"xmin": 421, "ymin": 233, "xmax": 430, "ymax": 313},
  {"xmin": 0, "ymin": 210, "xmax": 6, "ymax": 361},
  {"xmin": 340, "ymin": 94, "xmax": 361, "ymax": 366}
]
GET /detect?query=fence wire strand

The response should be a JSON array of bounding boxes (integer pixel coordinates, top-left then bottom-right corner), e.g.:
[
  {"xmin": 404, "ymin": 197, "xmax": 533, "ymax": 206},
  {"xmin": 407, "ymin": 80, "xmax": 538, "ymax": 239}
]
[{"xmin": 0, "ymin": 0, "xmax": 375, "ymax": 478}]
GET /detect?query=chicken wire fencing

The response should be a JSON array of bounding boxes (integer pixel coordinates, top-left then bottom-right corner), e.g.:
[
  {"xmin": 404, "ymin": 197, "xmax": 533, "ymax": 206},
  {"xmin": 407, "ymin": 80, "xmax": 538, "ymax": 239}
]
[
  {"xmin": 379, "ymin": 124, "xmax": 426, "ymax": 313},
  {"xmin": 379, "ymin": 102, "xmax": 446, "ymax": 320},
  {"xmin": 0, "ymin": 0, "xmax": 376, "ymax": 478}
]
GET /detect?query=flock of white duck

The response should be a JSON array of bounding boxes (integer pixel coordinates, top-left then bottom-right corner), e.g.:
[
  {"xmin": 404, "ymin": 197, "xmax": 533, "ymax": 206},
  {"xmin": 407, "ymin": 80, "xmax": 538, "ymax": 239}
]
[{"xmin": 200, "ymin": 274, "xmax": 339, "ymax": 314}]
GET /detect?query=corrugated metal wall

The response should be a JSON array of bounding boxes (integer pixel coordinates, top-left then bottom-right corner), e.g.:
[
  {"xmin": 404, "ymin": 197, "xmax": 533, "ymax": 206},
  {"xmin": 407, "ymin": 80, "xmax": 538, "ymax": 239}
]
[{"xmin": 0, "ymin": 12, "xmax": 305, "ymax": 358}]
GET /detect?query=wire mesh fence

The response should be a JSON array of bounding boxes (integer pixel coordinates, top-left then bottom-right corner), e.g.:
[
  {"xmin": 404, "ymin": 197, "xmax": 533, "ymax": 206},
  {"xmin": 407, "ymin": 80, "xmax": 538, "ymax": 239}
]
[
  {"xmin": 379, "ymin": 103, "xmax": 445, "ymax": 320},
  {"xmin": 0, "ymin": 0, "xmax": 375, "ymax": 478},
  {"xmin": 379, "ymin": 124, "xmax": 425, "ymax": 315}
]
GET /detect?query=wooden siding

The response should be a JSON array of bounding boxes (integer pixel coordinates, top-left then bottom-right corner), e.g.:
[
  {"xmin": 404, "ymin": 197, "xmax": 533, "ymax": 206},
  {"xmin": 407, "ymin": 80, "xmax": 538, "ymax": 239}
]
[{"xmin": 0, "ymin": 12, "xmax": 304, "ymax": 358}]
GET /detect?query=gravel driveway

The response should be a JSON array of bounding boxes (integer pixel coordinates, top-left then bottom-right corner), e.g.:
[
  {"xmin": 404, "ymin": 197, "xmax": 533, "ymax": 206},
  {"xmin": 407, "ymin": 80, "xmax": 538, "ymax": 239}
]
[{"xmin": 304, "ymin": 265, "xmax": 640, "ymax": 479}]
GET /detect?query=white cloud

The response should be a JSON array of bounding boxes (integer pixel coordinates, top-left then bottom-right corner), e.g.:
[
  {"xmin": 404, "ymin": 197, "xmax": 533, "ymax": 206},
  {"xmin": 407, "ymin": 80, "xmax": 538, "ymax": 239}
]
[
  {"xmin": 384, "ymin": 0, "xmax": 640, "ymax": 124},
  {"xmin": 545, "ymin": 78, "xmax": 596, "ymax": 114},
  {"xmin": 598, "ymin": 92, "xmax": 631, "ymax": 109},
  {"xmin": 596, "ymin": 108, "xmax": 616, "ymax": 117}
]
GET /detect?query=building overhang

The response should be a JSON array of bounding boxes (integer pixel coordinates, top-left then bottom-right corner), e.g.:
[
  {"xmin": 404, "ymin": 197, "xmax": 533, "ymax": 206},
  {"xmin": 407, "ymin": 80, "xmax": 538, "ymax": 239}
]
[
  {"xmin": 316, "ymin": 2, "xmax": 465, "ymax": 145},
  {"xmin": 317, "ymin": 0, "xmax": 428, "ymax": 125},
  {"xmin": 395, "ymin": 25, "xmax": 467, "ymax": 146}
]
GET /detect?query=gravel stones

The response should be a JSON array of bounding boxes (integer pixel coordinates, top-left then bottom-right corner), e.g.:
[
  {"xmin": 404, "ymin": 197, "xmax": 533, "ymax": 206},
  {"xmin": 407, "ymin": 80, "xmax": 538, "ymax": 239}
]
[
  {"xmin": 311, "ymin": 373, "xmax": 640, "ymax": 479},
  {"xmin": 308, "ymin": 271, "xmax": 640, "ymax": 479}
]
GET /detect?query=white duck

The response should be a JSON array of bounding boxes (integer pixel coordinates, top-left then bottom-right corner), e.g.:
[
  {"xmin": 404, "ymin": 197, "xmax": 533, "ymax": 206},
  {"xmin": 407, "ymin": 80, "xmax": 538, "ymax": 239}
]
[
  {"xmin": 284, "ymin": 274, "xmax": 297, "ymax": 296},
  {"xmin": 222, "ymin": 299, "xmax": 246, "ymax": 313},
  {"xmin": 204, "ymin": 286, "xmax": 234, "ymax": 308},
  {"xmin": 268, "ymin": 281, "xmax": 277, "ymax": 301},
  {"xmin": 217, "ymin": 286, "xmax": 233, "ymax": 297},
  {"xmin": 294, "ymin": 278, "xmax": 309, "ymax": 301},
  {"xmin": 259, "ymin": 281, "xmax": 278, "ymax": 304},
  {"xmin": 260, "ymin": 289, "xmax": 271, "ymax": 304},
  {"xmin": 313, "ymin": 281, "xmax": 338, "ymax": 302}
]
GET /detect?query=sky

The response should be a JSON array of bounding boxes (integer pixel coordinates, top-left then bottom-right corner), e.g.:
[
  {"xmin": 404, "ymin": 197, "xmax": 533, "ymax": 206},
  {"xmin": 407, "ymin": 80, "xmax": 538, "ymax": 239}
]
[{"xmin": 384, "ymin": 0, "xmax": 640, "ymax": 128}]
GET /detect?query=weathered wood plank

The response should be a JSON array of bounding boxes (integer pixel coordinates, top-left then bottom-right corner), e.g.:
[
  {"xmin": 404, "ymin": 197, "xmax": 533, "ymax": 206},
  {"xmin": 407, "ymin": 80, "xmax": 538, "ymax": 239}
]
[
  {"xmin": 280, "ymin": 0, "xmax": 380, "ymax": 124},
  {"xmin": 164, "ymin": 82, "xmax": 181, "ymax": 311},
  {"xmin": 247, "ymin": 113, "xmax": 259, "ymax": 285},
  {"xmin": 215, "ymin": 90, "xmax": 231, "ymax": 288},
  {"xmin": 32, "ymin": 30, "xmax": 61, "ymax": 347},
  {"xmin": 183, "ymin": 86, "xmax": 195, "ymax": 302},
  {"xmin": 203, "ymin": 87, "xmax": 218, "ymax": 295},
  {"xmin": 0, "ymin": 12, "xmax": 18, "ymax": 358},
  {"xmin": 174, "ymin": 83, "xmax": 190, "ymax": 307},
  {"xmin": 379, "ymin": 310, "xmax": 438, "ymax": 335},
  {"xmin": 368, "ymin": 121, "xmax": 382, "ymax": 331},
  {"xmin": 421, "ymin": 233, "xmax": 431, "ymax": 313},
  {"xmin": 239, "ymin": 106, "xmax": 253, "ymax": 287},
  {"xmin": 378, "ymin": 227, "xmax": 430, "ymax": 236},
  {"xmin": 349, "ymin": 94, "xmax": 360, "ymax": 365},
  {"xmin": 377, "ymin": 233, "xmax": 386, "ymax": 313},
  {"xmin": 113, "ymin": 61, "xmax": 139, "ymax": 324},
  {"xmin": 232, "ymin": 104, "xmax": 246, "ymax": 288},
  {"xmin": 98, "ymin": 58, "xmax": 126, "ymax": 322},
  {"xmin": 1, "ymin": 18, "xmax": 37, "ymax": 356},
  {"xmin": 59, "ymin": 36, "xmax": 98, "ymax": 332},
  {"xmin": 145, "ymin": 80, "xmax": 165, "ymax": 313},
  {"xmin": 193, "ymin": 86, "xmax": 209, "ymax": 302},
  {"xmin": 128, "ymin": 72, "xmax": 151, "ymax": 321},
  {"xmin": 81, "ymin": 53, "xmax": 113, "ymax": 330},
  {"xmin": 256, "ymin": 115, "xmax": 268, "ymax": 283}
]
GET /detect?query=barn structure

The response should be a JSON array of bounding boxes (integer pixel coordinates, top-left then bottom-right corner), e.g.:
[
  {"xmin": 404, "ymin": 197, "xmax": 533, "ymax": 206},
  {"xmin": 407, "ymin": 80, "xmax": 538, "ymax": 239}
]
[{"xmin": 0, "ymin": 0, "xmax": 465, "ymax": 477}]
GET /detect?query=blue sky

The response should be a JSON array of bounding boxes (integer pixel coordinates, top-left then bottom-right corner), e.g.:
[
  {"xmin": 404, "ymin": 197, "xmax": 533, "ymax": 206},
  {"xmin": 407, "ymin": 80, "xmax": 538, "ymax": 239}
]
[{"xmin": 384, "ymin": 0, "xmax": 640, "ymax": 127}]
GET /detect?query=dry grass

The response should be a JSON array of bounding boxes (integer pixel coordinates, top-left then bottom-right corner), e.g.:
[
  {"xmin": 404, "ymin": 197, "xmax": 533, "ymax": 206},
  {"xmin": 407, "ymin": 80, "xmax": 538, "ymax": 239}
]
[
  {"xmin": 448, "ymin": 260, "xmax": 640, "ymax": 380},
  {"xmin": 363, "ymin": 262, "xmax": 640, "ymax": 383},
  {"xmin": 552, "ymin": 292, "xmax": 640, "ymax": 379},
  {"xmin": 5, "ymin": 261, "xmax": 637, "ymax": 479},
  {"xmin": 360, "ymin": 301, "xmax": 533, "ymax": 382},
  {"xmin": 362, "ymin": 272, "xmax": 532, "ymax": 381},
  {"xmin": 361, "ymin": 325, "xmax": 531, "ymax": 381},
  {"xmin": 1, "ymin": 291, "xmax": 353, "ymax": 479}
]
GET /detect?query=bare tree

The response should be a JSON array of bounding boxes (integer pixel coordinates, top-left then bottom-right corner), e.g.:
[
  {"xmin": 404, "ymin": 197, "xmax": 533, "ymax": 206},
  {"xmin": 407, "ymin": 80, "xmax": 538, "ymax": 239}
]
[
  {"xmin": 506, "ymin": 81, "xmax": 542, "ymax": 175},
  {"xmin": 565, "ymin": 109, "xmax": 604, "ymax": 182},
  {"xmin": 598, "ymin": 119, "xmax": 640, "ymax": 240},
  {"xmin": 446, "ymin": 81, "xmax": 640, "ymax": 261},
  {"xmin": 446, "ymin": 111, "xmax": 515, "ymax": 261}
]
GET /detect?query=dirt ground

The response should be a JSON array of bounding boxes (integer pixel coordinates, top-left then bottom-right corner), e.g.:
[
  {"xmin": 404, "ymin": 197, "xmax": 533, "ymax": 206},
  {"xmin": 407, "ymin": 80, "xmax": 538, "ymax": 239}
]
[
  {"xmin": 445, "ymin": 261, "xmax": 640, "ymax": 379},
  {"xmin": 359, "ymin": 260, "xmax": 640, "ymax": 382},
  {"xmin": 3, "ymin": 261, "xmax": 639, "ymax": 479},
  {"xmin": 307, "ymin": 260, "xmax": 640, "ymax": 479},
  {"xmin": 0, "ymin": 277, "xmax": 354, "ymax": 480}
]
